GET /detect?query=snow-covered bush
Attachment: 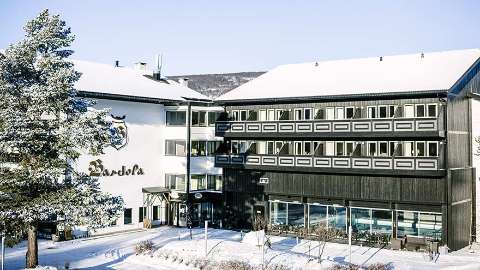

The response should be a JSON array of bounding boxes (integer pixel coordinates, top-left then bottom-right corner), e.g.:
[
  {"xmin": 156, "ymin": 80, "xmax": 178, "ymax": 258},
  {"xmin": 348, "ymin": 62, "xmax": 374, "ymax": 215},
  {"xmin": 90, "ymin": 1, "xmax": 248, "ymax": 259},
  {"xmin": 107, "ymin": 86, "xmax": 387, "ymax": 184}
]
[
  {"xmin": 327, "ymin": 263, "xmax": 361, "ymax": 270},
  {"xmin": 134, "ymin": 240, "xmax": 155, "ymax": 255},
  {"xmin": 266, "ymin": 263, "xmax": 292, "ymax": 270},
  {"xmin": 214, "ymin": 260, "xmax": 253, "ymax": 270},
  {"xmin": 367, "ymin": 263, "xmax": 388, "ymax": 270}
]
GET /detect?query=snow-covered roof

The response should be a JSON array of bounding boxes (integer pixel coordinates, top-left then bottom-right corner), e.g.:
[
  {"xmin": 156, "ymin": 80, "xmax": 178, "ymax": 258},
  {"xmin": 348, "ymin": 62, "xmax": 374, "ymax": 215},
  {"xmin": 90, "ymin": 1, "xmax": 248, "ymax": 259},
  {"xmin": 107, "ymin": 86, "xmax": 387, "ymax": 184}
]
[
  {"xmin": 72, "ymin": 60, "xmax": 209, "ymax": 101},
  {"xmin": 217, "ymin": 49, "xmax": 480, "ymax": 101}
]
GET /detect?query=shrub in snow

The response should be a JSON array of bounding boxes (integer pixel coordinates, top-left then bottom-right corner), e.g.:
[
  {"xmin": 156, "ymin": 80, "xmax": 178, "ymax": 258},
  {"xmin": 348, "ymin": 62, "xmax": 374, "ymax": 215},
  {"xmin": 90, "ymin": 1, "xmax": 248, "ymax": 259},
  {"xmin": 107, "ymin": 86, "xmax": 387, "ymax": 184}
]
[
  {"xmin": 367, "ymin": 263, "xmax": 388, "ymax": 270},
  {"xmin": 266, "ymin": 263, "xmax": 292, "ymax": 270},
  {"xmin": 327, "ymin": 263, "xmax": 361, "ymax": 270},
  {"xmin": 134, "ymin": 240, "xmax": 155, "ymax": 255},
  {"xmin": 214, "ymin": 260, "xmax": 253, "ymax": 270}
]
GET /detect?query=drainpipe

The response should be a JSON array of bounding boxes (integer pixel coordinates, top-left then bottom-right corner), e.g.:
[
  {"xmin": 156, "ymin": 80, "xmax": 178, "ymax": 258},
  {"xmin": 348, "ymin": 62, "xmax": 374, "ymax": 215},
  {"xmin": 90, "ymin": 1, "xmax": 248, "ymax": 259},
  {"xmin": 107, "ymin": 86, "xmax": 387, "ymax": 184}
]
[{"xmin": 186, "ymin": 102, "xmax": 192, "ymax": 231}]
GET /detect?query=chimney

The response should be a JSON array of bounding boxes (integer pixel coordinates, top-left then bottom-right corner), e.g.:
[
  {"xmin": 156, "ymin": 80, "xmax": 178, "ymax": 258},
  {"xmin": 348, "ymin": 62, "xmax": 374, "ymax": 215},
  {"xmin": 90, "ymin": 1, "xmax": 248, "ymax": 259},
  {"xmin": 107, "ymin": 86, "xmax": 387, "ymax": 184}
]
[
  {"xmin": 379, "ymin": 56, "xmax": 383, "ymax": 62},
  {"xmin": 115, "ymin": 60, "xmax": 119, "ymax": 67},
  {"xmin": 134, "ymin": 62, "xmax": 148, "ymax": 71},
  {"xmin": 152, "ymin": 54, "xmax": 163, "ymax": 81},
  {"xmin": 421, "ymin": 52, "xmax": 424, "ymax": 59},
  {"xmin": 178, "ymin": 78, "xmax": 189, "ymax": 87}
]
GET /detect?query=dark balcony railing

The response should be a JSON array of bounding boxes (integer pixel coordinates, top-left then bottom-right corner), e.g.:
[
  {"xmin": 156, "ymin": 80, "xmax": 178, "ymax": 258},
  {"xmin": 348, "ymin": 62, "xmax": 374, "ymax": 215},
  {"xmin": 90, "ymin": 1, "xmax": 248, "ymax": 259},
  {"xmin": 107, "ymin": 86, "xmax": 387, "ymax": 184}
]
[
  {"xmin": 215, "ymin": 154, "xmax": 443, "ymax": 174},
  {"xmin": 215, "ymin": 117, "xmax": 444, "ymax": 138}
]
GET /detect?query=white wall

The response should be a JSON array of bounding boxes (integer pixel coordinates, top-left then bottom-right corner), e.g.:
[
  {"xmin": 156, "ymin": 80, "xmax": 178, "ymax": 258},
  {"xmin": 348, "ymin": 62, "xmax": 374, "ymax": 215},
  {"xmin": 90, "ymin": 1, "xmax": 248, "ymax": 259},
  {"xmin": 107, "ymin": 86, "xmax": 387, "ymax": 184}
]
[
  {"xmin": 472, "ymin": 99, "xmax": 480, "ymax": 241},
  {"xmin": 76, "ymin": 100, "xmax": 223, "ymax": 233}
]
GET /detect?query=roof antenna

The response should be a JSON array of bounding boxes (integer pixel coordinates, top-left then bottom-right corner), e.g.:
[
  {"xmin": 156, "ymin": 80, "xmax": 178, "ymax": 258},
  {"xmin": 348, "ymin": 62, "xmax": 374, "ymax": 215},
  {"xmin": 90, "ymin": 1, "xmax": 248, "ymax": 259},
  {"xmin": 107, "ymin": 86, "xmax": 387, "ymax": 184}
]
[
  {"xmin": 421, "ymin": 52, "xmax": 424, "ymax": 59},
  {"xmin": 314, "ymin": 62, "xmax": 319, "ymax": 67},
  {"xmin": 379, "ymin": 56, "xmax": 383, "ymax": 61}
]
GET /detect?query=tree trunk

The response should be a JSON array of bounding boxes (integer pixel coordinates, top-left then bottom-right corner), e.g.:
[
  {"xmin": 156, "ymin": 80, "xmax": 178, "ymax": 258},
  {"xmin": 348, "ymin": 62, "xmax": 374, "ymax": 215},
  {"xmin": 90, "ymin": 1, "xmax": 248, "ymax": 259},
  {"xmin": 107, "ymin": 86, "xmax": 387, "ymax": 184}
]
[{"xmin": 26, "ymin": 224, "xmax": 38, "ymax": 269}]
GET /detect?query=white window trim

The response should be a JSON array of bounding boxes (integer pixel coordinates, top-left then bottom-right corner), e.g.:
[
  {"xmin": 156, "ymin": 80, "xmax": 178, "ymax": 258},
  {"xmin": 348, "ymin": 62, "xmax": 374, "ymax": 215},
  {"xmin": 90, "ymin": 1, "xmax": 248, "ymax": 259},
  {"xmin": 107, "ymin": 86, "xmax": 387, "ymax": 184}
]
[
  {"xmin": 367, "ymin": 106, "xmax": 377, "ymax": 119},
  {"xmin": 426, "ymin": 103, "xmax": 438, "ymax": 118}
]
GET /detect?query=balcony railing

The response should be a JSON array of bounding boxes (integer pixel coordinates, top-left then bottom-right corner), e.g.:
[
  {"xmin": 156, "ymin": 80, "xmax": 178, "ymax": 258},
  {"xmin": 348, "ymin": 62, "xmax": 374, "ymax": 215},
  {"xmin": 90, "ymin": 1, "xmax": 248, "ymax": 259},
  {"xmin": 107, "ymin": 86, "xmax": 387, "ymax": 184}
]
[
  {"xmin": 215, "ymin": 154, "xmax": 444, "ymax": 175},
  {"xmin": 215, "ymin": 117, "xmax": 444, "ymax": 138}
]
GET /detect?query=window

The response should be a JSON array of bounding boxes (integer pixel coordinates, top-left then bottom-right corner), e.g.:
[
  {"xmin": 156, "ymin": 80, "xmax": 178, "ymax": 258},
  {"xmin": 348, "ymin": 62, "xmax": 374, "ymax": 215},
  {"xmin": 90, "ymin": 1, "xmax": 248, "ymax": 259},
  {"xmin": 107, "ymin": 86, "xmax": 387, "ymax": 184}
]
[
  {"xmin": 308, "ymin": 204, "xmax": 327, "ymax": 228},
  {"xmin": 166, "ymin": 111, "xmax": 186, "ymax": 126},
  {"xmin": 270, "ymin": 201, "xmax": 287, "ymax": 225},
  {"xmin": 315, "ymin": 108, "xmax": 325, "ymax": 119},
  {"xmin": 351, "ymin": 208, "xmax": 371, "ymax": 233},
  {"xmin": 416, "ymin": 142, "xmax": 426, "ymax": 156},
  {"xmin": 240, "ymin": 110, "xmax": 248, "ymax": 121},
  {"xmin": 378, "ymin": 142, "xmax": 388, "ymax": 156},
  {"xmin": 192, "ymin": 111, "xmax": 207, "ymax": 126},
  {"xmin": 335, "ymin": 107, "xmax": 345, "ymax": 120},
  {"xmin": 428, "ymin": 142, "xmax": 438, "ymax": 157},
  {"xmin": 191, "ymin": 175, "xmax": 206, "ymax": 190},
  {"xmin": 270, "ymin": 201, "xmax": 304, "ymax": 227},
  {"xmin": 206, "ymin": 175, "xmax": 222, "ymax": 191},
  {"xmin": 336, "ymin": 142, "xmax": 344, "ymax": 156},
  {"xmin": 368, "ymin": 142, "xmax": 377, "ymax": 156},
  {"xmin": 267, "ymin": 109, "xmax": 275, "ymax": 121},
  {"xmin": 139, "ymin": 207, "xmax": 146, "ymax": 222},
  {"xmin": 275, "ymin": 142, "xmax": 283, "ymax": 154},
  {"xmin": 267, "ymin": 141, "xmax": 275, "ymax": 155},
  {"xmin": 259, "ymin": 110, "xmax": 267, "ymax": 121},
  {"xmin": 165, "ymin": 140, "xmax": 186, "ymax": 156},
  {"xmin": 372, "ymin": 209, "xmax": 392, "ymax": 234},
  {"xmin": 231, "ymin": 110, "xmax": 239, "ymax": 121},
  {"xmin": 124, "ymin": 208, "xmax": 132, "ymax": 224},
  {"xmin": 191, "ymin": 141, "xmax": 207, "ymax": 156},
  {"xmin": 165, "ymin": 174, "xmax": 186, "ymax": 191},
  {"xmin": 231, "ymin": 140, "xmax": 247, "ymax": 154},
  {"xmin": 427, "ymin": 104, "xmax": 437, "ymax": 117},
  {"xmin": 294, "ymin": 109, "xmax": 303, "ymax": 120},
  {"xmin": 404, "ymin": 105, "xmax": 414, "ymax": 118},
  {"xmin": 207, "ymin": 141, "xmax": 221, "ymax": 156},
  {"xmin": 304, "ymin": 142, "xmax": 312, "ymax": 155},
  {"xmin": 379, "ymin": 106, "xmax": 387, "ymax": 118},
  {"xmin": 388, "ymin": 105, "xmax": 396, "ymax": 118},
  {"xmin": 367, "ymin": 106, "xmax": 376, "ymax": 119},
  {"xmin": 208, "ymin": 111, "xmax": 221, "ymax": 126},
  {"xmin": 304, "ymin": 108, "xmax": 313, "ymax": 120},
  {"xmin": 328, "ymin": 206, "xmax": 347, "ymax": 231},
  {"xmin": 397, "ymin": 211, "xmax": 442, "ymax": 240},
  {"xmin": 416, "ymin": 104, "xmax": 426, "ymax": 117},
  {"xmin": 257, "ymin": 141, "xmax": 266, "ymax": 154},
  {"xmin": 248, "ymin": 110, "xmax": 258, "ymax": 121},
  {"xmin": 389, "ymin": 142, "xmax": 397, "ymax": 156},
  {"xmin": 346, "ymin": 142, "xmax": 354, "ymax": 156},
  {"xmin": 288, "ymin": 203, "xmax": 305, "ymax": 226},
  {"xmin": 295, "ymin": 141, "xmax": 302, "ymax": 155},
  {"xmin": 403, "ymin": 142, "xmax": 414, "ymax": 157},
  {"xmin": 326, "ymin": 107, "xmax": 335, "ymax": 120},
  {"xmin": 153, "ymin": 206, "xmax": 159, "ymax": 221},
  {"xmin": 326, "ymin": 141, "xmax": 335, "ymax": 156},
  {"xmin": 346, "ymin": 107, "xmax": 355, "ymax": 119}
]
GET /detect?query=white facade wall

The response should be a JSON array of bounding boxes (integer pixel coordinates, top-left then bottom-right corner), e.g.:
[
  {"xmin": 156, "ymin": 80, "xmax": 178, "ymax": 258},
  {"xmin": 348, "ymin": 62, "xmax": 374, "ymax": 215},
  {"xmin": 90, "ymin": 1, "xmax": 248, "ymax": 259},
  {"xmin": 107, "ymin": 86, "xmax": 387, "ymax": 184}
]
[
  {"xmin": 76, "ymin": 100, "xmax": 223, "ymax": 234},
  {"xmin": 472, "ymin": 99, "xmax": 480, "ymax": 241}
]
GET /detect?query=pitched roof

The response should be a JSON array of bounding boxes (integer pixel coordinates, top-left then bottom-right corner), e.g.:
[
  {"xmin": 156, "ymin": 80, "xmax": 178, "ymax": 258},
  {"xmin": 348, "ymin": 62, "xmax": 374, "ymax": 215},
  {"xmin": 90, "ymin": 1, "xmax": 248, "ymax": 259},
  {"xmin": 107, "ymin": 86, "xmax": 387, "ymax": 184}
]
[
  {"xmin": 217, "ymin": 49, "xmax": 480, "ymax": 101},
  {"xmin": 72, "ymin": 60, "xmax": 209, "ymax": 101}
]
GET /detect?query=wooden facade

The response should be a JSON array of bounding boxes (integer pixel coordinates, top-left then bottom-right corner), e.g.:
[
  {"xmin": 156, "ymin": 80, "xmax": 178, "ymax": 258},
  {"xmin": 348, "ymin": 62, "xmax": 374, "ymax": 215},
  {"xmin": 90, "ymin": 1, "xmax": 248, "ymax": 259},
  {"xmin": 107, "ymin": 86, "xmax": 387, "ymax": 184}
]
[{"xmin": 216, "ymin": 92, "xmax": 477, "ymax": 250}]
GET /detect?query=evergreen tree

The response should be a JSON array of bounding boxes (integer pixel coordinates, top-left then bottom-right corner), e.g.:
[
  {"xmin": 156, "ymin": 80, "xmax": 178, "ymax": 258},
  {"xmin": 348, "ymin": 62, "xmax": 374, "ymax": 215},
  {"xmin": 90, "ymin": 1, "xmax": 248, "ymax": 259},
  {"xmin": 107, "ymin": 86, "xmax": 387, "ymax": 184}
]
[{"xmin": 0, "ymin": 10, "xmax": 124, "ymax": 268}]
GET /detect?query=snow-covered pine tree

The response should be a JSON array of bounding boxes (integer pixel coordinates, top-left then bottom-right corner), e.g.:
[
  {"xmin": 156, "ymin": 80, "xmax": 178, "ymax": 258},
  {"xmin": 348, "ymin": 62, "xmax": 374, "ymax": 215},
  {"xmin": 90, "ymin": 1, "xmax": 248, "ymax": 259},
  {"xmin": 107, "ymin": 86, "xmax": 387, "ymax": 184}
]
[{"xmin": 0, "ymin": 10, "xmax": 124, "ymax": 268}]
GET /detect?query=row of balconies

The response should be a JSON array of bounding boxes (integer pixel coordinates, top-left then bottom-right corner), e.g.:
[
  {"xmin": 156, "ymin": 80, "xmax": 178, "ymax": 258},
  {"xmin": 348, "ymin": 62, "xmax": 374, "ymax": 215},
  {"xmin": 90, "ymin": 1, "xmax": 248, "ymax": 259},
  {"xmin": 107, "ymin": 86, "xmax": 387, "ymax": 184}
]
[
  {"xmin": 215, "ymin": 154, "xmax": 444, "ymax": 176},
  {"xmin": 215, "ymin": 117, "xmax": 443, "ymax": 138}
]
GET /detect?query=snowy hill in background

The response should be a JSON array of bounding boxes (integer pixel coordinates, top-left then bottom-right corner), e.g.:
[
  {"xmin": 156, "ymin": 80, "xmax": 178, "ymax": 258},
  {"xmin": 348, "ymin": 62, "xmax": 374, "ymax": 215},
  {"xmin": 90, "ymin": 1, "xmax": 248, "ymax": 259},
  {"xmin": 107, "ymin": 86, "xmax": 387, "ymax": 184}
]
[{"xmin": 168, "ymin": 72, "xmax": 265, "ymax": 98}]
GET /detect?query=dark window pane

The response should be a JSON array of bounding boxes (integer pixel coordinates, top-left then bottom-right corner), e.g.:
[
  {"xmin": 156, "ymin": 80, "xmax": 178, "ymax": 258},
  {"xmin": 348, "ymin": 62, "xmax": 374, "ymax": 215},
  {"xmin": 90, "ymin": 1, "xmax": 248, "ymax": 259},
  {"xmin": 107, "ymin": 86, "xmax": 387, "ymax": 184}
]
[
  {"xmin": 288, "ymin": 204, "xmax": 305, "ymax": 226},
  {"xmin": 428, "ymin": 143, "xmax": 438, "ymax": 156},
  {"xmin": 416, "ymin": 105, "xmax": 425, "ymax": 117},
  {"xmin": 153, "ymin": 206, "xmax": 159, "ymax": 220},
  {"xmin": 428, "ymin": 105, "xmax": 437, "ymax": 117},
  {"xmin": 199, "ymin": 112, "xmax": 206, "ymax": 126},
  {"xmin": 346, "ymin": 108, "xmax": 354, "ymax": 119},
  {"xmin": 139, "ymin": 207, "xmax": 146, "ymax": 222},
  {"xmin": 379, "ymin": 106, "xmax": 387, "ymax": 118},
  {"xmin": 124, "ymin": 208, "xmax": 132, "ymax": 224}
]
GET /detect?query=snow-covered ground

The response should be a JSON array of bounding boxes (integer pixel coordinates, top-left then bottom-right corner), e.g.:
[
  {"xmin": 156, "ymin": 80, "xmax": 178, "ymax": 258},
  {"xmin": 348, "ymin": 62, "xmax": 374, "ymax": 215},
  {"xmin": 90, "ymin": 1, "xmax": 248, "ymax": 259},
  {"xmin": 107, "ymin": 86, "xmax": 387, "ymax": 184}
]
[{"xmin": 5, "ymin": 227, "xmax": 480, "ymax": 269}]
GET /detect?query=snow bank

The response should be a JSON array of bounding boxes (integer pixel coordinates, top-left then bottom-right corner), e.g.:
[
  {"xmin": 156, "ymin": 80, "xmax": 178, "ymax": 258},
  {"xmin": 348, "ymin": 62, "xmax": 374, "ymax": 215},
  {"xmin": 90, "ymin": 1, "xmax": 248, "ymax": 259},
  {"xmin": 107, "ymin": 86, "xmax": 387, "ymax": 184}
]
[
  {"xmin": 241, "ymin": 230, "xmax": 265, "ymax": 246},
  {"xmin": 21, "ymin": 266, "xmax": 58, "ymax": 270}
]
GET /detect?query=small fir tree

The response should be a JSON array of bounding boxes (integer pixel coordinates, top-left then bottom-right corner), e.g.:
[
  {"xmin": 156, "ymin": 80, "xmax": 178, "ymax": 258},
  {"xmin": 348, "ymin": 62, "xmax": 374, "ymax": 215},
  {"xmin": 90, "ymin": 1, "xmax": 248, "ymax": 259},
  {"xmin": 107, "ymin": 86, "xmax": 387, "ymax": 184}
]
[{"xmin": 0, "ymin": 10, "xmax": 124, "ymax": 268}]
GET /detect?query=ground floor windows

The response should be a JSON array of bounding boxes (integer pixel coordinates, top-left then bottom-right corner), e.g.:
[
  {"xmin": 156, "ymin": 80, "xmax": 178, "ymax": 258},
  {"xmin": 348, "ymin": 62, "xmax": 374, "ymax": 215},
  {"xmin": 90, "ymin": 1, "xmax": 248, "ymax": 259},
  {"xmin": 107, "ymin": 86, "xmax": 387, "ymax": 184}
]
[
  {"xmin": 270, "ymin": 201, "xmax": 441, "ymax": 241},
  {"xmin": 139, "ymin": 207, "xmax": 147, "ymax": 222},
  {"xmin": 124, "ymin": 208, "xmax": 132, "ymax": 225},
  {"xmin": 397, "ymin": 211, "xmax": 442, "ymax": 240},
  {"xmin": 350, "ymin": 207, "xmax": 392, "ymax": 235}
]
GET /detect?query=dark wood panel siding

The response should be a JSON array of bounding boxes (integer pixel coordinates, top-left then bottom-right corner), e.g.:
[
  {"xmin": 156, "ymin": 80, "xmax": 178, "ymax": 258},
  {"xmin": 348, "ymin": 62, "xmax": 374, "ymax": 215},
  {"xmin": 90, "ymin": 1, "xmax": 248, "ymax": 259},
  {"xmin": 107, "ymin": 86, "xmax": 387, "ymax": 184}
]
[
  {"xmin": 448, "ymin": 201, "xmax": 472, "ymax": 251},
  {"xmin": 450, "ymin": 168, "xmax": 474, "ymax": 203},
  {"xmin": 224, "ymin": 169, "xmax": 445, "ymax": 204}
]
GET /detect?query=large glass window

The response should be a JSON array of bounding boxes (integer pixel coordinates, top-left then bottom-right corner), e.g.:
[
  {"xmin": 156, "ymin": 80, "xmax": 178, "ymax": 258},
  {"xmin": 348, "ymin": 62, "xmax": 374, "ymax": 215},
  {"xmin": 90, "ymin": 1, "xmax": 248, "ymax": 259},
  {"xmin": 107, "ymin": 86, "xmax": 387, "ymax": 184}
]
[
  {"xmin": 166, "ymin": 111, "xmax": 186, "ymax": 126},
  {"xmin": 351, "ymin": 208, "xmax": 371, "ymax": 233},
  {"xmin": 192, "ymin": 111, "xmax": 207, "ymax": 127},
  {"xmin": 192, "ymin": 141, "xmax": 207, "ymax": 156},
  {"xmin": 270, "ymin": 201, "xmax": 287, "ymax": 225},
  {"xmin": 207, "ymin": 141, "xmax": 221, "ymax": 156},
  {"xmin": 418, "ymin": 213, "xmax": 442, "ymax": 240},
  {"xmin": 328, "ymin": 206, "xmax": 347, "ymax": 231},
  {"xmin": 288, "ymin": 203, "xmax": 305, "ymax": 226},
  {"xmin": 191, "ymin": 174, "xmax": 206, "ymax": 190},
  {"xmin": 165, "ymin": 140, "xmax": 186, "ymax": 156},
  {"xmin": 208, "ymin": 111, "xmax": 221, "ymax": 126},
  {"xmin": 207, "ymin": 175, "xmax": 222, "ymax": 191},
  {"xmin": 165, "ymin": 174, "xmax": 186, "ymax": 191},
  {"xmin": 397, "ymin": 211, "xmax": 418, "ymax": 238},
  {"xmin": 308, "ymin": 204, "xmax": 327, "ymax": 229},
  {"xmin": 372, "ymin": 209, "xmax": 393, "ymax": 234}
]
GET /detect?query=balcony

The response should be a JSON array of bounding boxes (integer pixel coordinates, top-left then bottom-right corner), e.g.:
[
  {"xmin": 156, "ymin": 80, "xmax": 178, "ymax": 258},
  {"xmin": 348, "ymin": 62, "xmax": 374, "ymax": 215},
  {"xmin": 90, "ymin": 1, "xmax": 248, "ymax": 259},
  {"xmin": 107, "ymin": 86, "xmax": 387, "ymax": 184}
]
[
  {"xmin": 215, "ymin": 154, "xmax": 445, "ymax": 176},
  {"xmin": 215, "ymin": 117, "xmax": 444, "ymax": 139}
]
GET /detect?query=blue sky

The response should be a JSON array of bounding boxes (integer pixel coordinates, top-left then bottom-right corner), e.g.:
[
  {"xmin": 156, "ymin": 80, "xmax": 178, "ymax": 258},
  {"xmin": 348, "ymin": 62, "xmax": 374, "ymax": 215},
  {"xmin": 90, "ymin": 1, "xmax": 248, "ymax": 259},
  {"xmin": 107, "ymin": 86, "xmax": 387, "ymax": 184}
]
[{"xmin": 1, "ymin": 0, "xmax": 479, "ymax": 75}]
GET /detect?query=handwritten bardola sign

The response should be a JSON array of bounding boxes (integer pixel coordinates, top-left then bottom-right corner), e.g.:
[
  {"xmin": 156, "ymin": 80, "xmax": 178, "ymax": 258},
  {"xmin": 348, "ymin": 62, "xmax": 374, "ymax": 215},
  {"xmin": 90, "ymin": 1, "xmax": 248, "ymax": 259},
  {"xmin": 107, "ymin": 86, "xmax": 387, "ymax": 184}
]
[{"xmin": 88, "ymin": 159, "xmax": 144, "ymax": 177}]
